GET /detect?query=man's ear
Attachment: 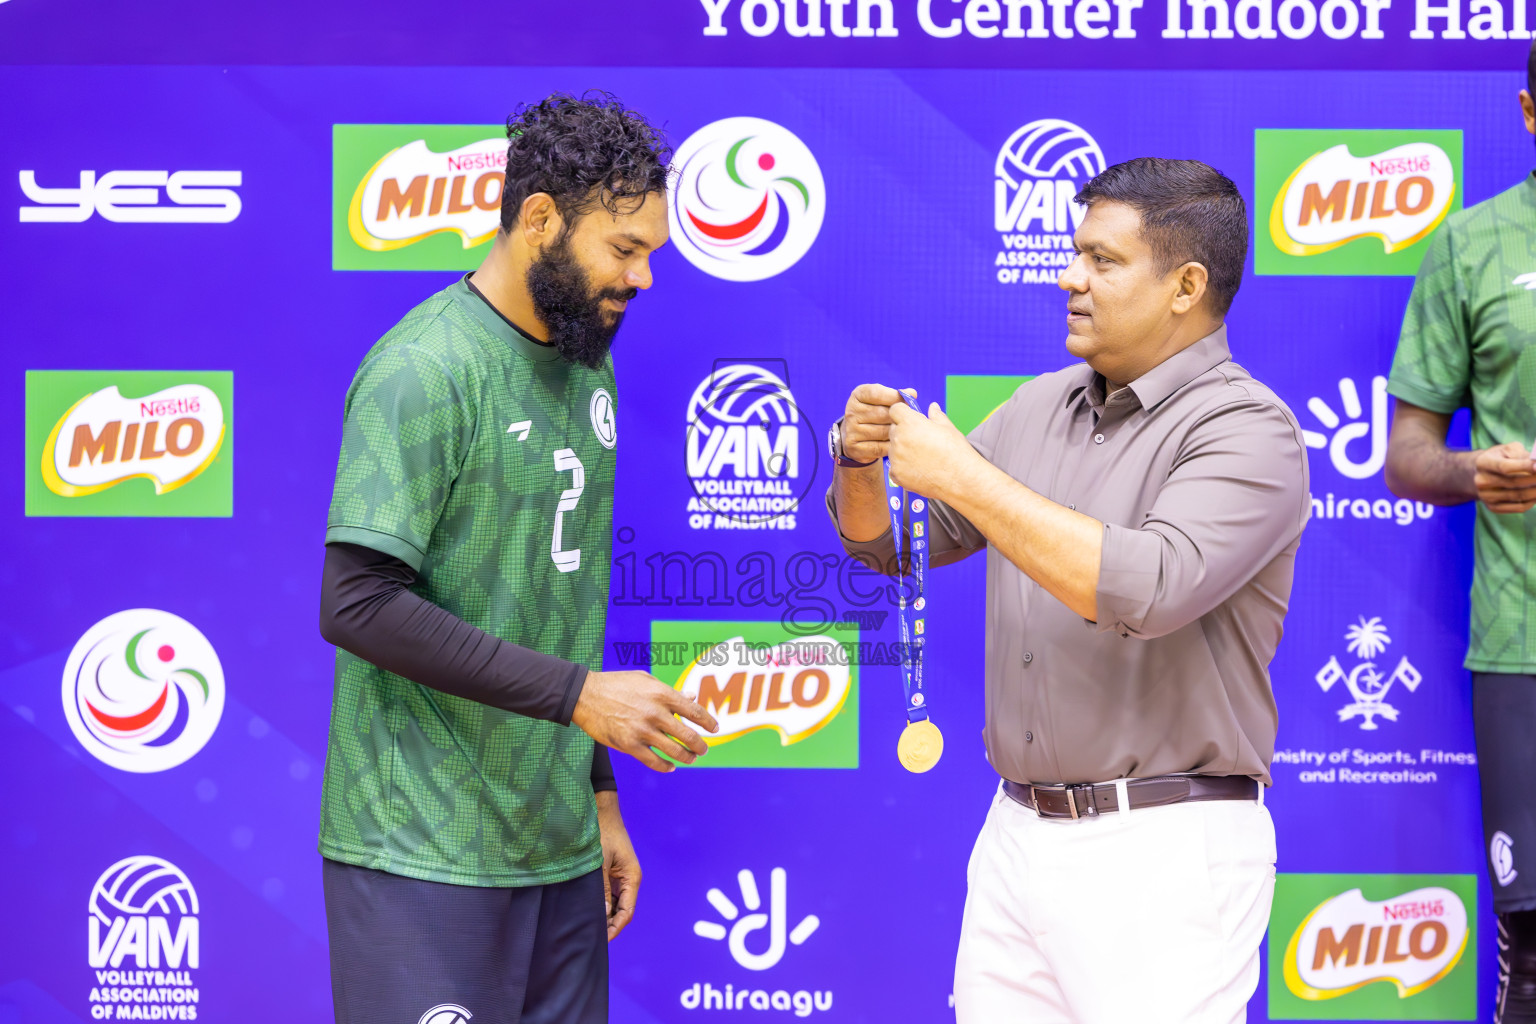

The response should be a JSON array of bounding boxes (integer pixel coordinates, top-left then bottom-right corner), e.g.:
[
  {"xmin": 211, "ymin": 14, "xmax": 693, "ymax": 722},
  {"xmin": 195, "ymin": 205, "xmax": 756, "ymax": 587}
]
[
  {"xmin": 518, "ymin": 193, "xmax": 563, "ymax": 247},
  {"xmin": 1169, "ymin": 262, "xmax": 1210, "ymax": 316}
]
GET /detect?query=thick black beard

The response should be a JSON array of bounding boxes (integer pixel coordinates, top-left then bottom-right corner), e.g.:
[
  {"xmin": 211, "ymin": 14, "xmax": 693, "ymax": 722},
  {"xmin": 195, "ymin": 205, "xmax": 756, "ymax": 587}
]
[{"xmin": 525, "ymin": 232, "xmax": 636, "ymax": 370}]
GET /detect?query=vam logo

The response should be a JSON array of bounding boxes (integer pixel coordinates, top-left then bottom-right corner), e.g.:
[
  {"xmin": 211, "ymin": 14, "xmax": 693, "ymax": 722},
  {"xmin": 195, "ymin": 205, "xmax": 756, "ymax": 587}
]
[
  {"xmin": 1315, "ymin": 616, "xmax": 1422, "ymax": 731},
  {"xmin": 685, "ymin": 361, "xmax": 815, "ymax": 531},
  {"xmin": 669, "ymin": 117, "xmax": 825, "ymax": 283},
  {"xmin": 1255, "ymin": 129, "xmax": 1462, "ymax": 276},
  {"xmin": 62, "ymin": 609, "xmax": 225, "ymax": 773},
  {"xmin": 651, "ymin": 621, "xmax": 858, "ymax": 769},
  {"xmin": 25, "ymin": 371, "xmax": 234, "ymax": 518},
  {"xmin": 994, "ymin": 119, "xmax": 1106, "ymax": 286},
  {"xmin": 1300, "ymin": 375, "xmax": 1433, "ymax": 527},
  {"xmin": 86, "ymin": 855, "xmax": 202, "ymax": 1018},
  {"xmin": 19, "ymin": 170, "xmax": 242, "ymax": 224},
  {"xmin": 417, "ymin": 1005, "xmax": 472, "ymax": 1024},
  {"xmin": 332, "ymin": 125, "xmax": 505, "ymax": 271}
]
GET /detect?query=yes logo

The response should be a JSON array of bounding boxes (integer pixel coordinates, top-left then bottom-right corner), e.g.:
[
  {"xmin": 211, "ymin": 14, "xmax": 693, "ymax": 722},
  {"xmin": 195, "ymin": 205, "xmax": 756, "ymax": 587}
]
[
  {"xmin": 20, "ymin": 170, "xmax": 242, "ymax": 224},
  {"xmin": 651, "ymin": 621, "xmax": 857, "ymax": 768},
  {"xmin": 1269, "ymin": 874, "xmax": 1476, "ymax": 1020},
  {"xmin": 25, "ymin": 371, "xmax": 233, "ymax": 518},
  {"xmin": 693, "ymin": 868, "xmax": 820, "ymax": 971},
  {"xmin": 1256, "ymin": 130, "xmax": 1462, "ymax": 276},
  {"xmin": 333, "ymin": 125, "xmax": 505, "ymax": 271}
]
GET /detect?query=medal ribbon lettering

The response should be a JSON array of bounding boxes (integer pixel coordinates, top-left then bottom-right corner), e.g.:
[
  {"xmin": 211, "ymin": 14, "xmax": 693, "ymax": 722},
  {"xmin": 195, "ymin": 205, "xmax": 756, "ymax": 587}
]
[{"xmin": 884, "ymin": 391, "xmax": 943, "ymax": 772}]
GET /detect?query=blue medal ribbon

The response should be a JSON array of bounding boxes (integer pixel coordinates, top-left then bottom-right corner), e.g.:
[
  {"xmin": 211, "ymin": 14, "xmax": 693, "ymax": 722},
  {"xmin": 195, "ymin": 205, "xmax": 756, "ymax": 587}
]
[{"xmin": 884, "ymin": 392, "xmax": 930, "ymax": 725}]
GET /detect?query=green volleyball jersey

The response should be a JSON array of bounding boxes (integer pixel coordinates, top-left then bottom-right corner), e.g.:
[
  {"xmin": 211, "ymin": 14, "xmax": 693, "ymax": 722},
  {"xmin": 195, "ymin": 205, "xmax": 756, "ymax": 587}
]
[
  {"xmin": 1389, "ymin": 173, "xmax": 1536, "ymax": 673},
  {"xmin": 320, "ymin": 275, "xmax": 618, "ymax": 886}
]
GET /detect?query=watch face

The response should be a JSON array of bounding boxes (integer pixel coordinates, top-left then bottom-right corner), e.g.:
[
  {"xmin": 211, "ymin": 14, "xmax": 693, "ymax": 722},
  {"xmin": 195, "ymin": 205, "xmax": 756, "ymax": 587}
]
[{"xmin": 828, "ymin": 423, "xmax": 839, "ymax": 461}]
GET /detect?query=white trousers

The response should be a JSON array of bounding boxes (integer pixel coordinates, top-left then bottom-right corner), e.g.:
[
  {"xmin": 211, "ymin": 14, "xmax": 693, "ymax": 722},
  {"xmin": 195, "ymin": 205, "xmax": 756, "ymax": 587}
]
[{"xmin": 953, "ymin": 783, "xmax": 1277, "ymax": 1024}]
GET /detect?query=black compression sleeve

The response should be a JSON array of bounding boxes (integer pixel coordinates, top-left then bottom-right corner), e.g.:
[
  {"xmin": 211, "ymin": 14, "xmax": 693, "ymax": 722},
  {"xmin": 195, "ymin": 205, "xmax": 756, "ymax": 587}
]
[
  {"xmin": 318, "ymin": 541, "xmax": 589, "ymax": 728},
  {"xmin": 590, "ymin": 743, "xmax": 616, "ymax": 793}
]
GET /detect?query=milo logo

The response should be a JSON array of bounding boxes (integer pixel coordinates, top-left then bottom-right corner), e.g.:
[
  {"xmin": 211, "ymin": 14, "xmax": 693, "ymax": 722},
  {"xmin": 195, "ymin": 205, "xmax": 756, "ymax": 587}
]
[
  {"xmin": 26, "ymin": 371, "xmax": 233, "ymax": 518},
  {"xmin": 1255, "ymin": 129, "xmax": 1463, "ymax": 277},
  {"xmin": 650, "ymin": 621, "xmax": 859, "ymax": 769},
  {"xmin": 333, "ymin": 124, "xmax": 507, "ymax": 271}
]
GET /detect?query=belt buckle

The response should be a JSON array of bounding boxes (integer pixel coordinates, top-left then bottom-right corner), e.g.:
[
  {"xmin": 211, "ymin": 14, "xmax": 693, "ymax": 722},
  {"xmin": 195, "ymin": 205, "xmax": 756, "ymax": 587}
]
[{"xmin": 1028, "ymin": 783, "xmax": 1096, "ymax": 819}]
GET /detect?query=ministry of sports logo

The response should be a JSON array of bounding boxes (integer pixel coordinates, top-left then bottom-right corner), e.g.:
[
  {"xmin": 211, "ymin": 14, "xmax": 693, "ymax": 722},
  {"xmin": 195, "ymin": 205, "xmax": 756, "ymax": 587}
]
[
  {"xmin": 669, "ymin": 117, "xmax": 825, "ymax": 283},
  {"xmin": 1315, "ymin": 616, "xmax": 1422, "ymax": 730},
  {"xmin": 685, "ymin": 361, "xmax": 816, "ymax": 531},
  {"xmin": 63, "ymin": 610, "xmax": 225, "ymax": 772},
  {"xmin": 994, "ymin": 119, "xmax": 1105, "ymax": 286},
  {"xmin": 87, "ymin": 856, "xmax": 201, "ymax": 1015}
]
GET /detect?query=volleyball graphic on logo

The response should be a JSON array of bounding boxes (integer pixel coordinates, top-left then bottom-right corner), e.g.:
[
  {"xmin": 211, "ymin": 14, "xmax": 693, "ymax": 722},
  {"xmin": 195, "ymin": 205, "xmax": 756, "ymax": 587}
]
[
  {"xmin": 89, "ymin": 855, "xmax": 200, "ymax": 922},
  {"xmin": 996, "ymin": 119, "xmax": 1106, "ymax": 192},
  {"xmin": 670, "ymin": 117, "xmax": 826, "ymax": 282},
  {"xmin": 62, "ymin": 609, "xmax": 225, "ymax": 773}
]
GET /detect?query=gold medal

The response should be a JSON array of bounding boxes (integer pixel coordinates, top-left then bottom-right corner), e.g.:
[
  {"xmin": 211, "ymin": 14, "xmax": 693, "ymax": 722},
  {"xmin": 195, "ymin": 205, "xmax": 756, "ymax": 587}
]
[{"xmin": 897, "ymin": 719, "xmax": 944, "ymax": 773}]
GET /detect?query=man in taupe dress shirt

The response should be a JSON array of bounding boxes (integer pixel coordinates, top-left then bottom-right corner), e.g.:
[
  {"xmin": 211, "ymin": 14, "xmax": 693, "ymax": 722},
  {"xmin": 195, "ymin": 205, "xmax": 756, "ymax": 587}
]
[{"xmin": 826, "ymin": 159, "xmax": 1308, "ymax": 1023}]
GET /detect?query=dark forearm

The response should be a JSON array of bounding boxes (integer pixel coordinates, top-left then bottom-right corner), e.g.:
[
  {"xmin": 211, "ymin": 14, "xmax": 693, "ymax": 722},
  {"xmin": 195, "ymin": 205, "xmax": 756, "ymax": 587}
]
[
  {"xmin": 318, "ymin": 542, "xmax": 588, "ymax": 725},
  {"xmin": 830, "ymin": 462, "xmax": 890, "ymax": 543},
  {"xmin": 1384, "ymin": 408, "xmax": 1477, "ymax": 506}
]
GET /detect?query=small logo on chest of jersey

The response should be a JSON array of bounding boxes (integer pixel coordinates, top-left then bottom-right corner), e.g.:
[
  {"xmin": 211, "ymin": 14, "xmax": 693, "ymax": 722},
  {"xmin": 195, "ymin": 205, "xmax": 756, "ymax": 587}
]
[
  {"xmin": 590, "ymin": 388, "xmax": 616, "ymax": 449},
  {"xmin": 1514, "ymin": 273, "xmax": 1536, "ymax": 291},
  {"xmin": 418, "ymin": 1004, "xmax": 472, "ymax": 1024},
  {"xmin": 1493, "ymin": 831, "xmax": 1519, "ymax": 887}
]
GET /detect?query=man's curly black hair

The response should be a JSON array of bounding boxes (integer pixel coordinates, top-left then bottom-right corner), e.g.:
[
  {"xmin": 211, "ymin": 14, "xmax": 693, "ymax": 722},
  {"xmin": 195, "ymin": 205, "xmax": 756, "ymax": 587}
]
[{"xmin": 500, "ymin": 91, "xmax": 672, "ymax": 235}]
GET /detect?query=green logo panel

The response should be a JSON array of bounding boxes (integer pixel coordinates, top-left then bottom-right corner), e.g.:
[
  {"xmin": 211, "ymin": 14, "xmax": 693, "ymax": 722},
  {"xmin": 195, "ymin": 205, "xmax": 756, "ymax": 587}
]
[
  {"xmin": 332, "ymin": 123, "xmax": 506, "ymax": 271},
  {"xmin": 1254, "ymin": 129, "xmax": 1463, "ymax": 277},
  {"xmin": 25, "ymin": 370, "xmax": 234, "ymax": 518},
  {"xmin": 945, "ymin": 375, "xmax": 1034, "ymax": 437},
  {"xmin": 1267, "ymin": 873, "xmax": 1477, "ymax": 1020},
  {"xmin": 649, "ymin": 620, "xmax": 859, "ymax": 768}
]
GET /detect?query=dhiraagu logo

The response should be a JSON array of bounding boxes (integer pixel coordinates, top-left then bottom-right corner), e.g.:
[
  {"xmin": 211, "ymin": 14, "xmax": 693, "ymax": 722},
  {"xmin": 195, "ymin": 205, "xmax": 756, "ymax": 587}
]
[
  {"xmin": 25, "ymin": 370, "xmax": 233, "ymax": 518},
  {"xmin": 945, "ymin": 375, "xmax": 1035, "ymax": 436},
  {"xmin": 333, "ymin": 124, "xmax": 505, "ymax": 270},
  {"xmin": 650, "ymin": 621, "xmax": 857, "ymax": 768},
  {"xmin": 1267, "ymin": 873, "xmax": 1476, "ymax": 1020},
  {"xmin": 1255, "ymin": 129, "xmax": 1462, "ymax": 277}
]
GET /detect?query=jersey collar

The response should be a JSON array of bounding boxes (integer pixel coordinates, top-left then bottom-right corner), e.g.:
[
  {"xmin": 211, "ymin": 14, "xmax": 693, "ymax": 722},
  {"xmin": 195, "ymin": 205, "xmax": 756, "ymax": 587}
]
[{"xmin": 452, "ymin": 275, "xmax": 564, "ymax": 363}]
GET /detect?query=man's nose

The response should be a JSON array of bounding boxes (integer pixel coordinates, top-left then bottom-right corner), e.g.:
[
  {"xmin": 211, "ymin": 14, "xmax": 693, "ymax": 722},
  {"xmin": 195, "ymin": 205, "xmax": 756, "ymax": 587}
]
[
  {"xmin": 626, "ymin": 259, "xmax": 653, "ymax": 291},
  {"xmin": 1058, "ymin": 253, "xmax": 1089, "ymax": 294}
]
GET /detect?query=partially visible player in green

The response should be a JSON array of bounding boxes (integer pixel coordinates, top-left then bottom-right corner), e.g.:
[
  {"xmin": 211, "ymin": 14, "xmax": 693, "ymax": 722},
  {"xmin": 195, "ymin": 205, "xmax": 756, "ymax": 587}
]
[
  {"xmin": 1386, "ymin": 43, "xmax": 1536, "ymax": 1024},
  {"xmin": 317, "ymin": 92, "xmax": 717, "ymax": 1024}
]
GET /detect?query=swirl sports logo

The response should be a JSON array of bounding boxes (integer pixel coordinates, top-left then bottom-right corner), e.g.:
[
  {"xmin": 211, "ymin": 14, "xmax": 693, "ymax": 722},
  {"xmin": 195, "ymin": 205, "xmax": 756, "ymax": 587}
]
[
  {"xmin": 669, "ymin": 117, "xmax": 825, "ymax": 282},
  {"xmin": 62, "ymin": 609, "xmax": 225, "ymax": 773}
]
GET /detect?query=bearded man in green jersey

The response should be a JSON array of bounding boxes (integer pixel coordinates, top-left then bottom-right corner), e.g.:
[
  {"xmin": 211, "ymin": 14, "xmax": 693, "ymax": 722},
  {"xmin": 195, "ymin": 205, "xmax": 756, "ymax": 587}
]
[
  {"xmin": 1386, "ymin": 44, "xmax": 1536, "ymax": 1024},
  {"xmin": 317, "ymin": 92, "xmax": 717, "ymax": 1024}
]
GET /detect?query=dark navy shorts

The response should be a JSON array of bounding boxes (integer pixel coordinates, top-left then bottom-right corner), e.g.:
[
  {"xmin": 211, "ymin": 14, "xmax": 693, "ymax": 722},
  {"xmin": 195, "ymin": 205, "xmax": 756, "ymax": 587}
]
[
  {"xmin": 1474, "ymin": 674, "xmax": 1536, "ymax": 915},
  {"xmin": 322, "ymin": 858, "xmax": 608, "ymax": 1024}
]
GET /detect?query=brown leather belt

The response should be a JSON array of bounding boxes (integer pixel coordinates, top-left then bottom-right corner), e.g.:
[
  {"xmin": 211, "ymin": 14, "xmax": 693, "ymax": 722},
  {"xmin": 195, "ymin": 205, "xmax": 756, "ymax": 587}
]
[{"xmin": 1001, "ymin": 774, "xmax": 1259, "ymax": 820}]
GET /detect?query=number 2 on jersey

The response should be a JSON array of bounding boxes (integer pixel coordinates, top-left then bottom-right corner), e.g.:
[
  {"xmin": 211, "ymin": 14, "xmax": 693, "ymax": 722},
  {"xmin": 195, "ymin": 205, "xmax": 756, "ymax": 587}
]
[{"xmin": 552, "ymin": 448, "xmax": 584, "ymax": 573}]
